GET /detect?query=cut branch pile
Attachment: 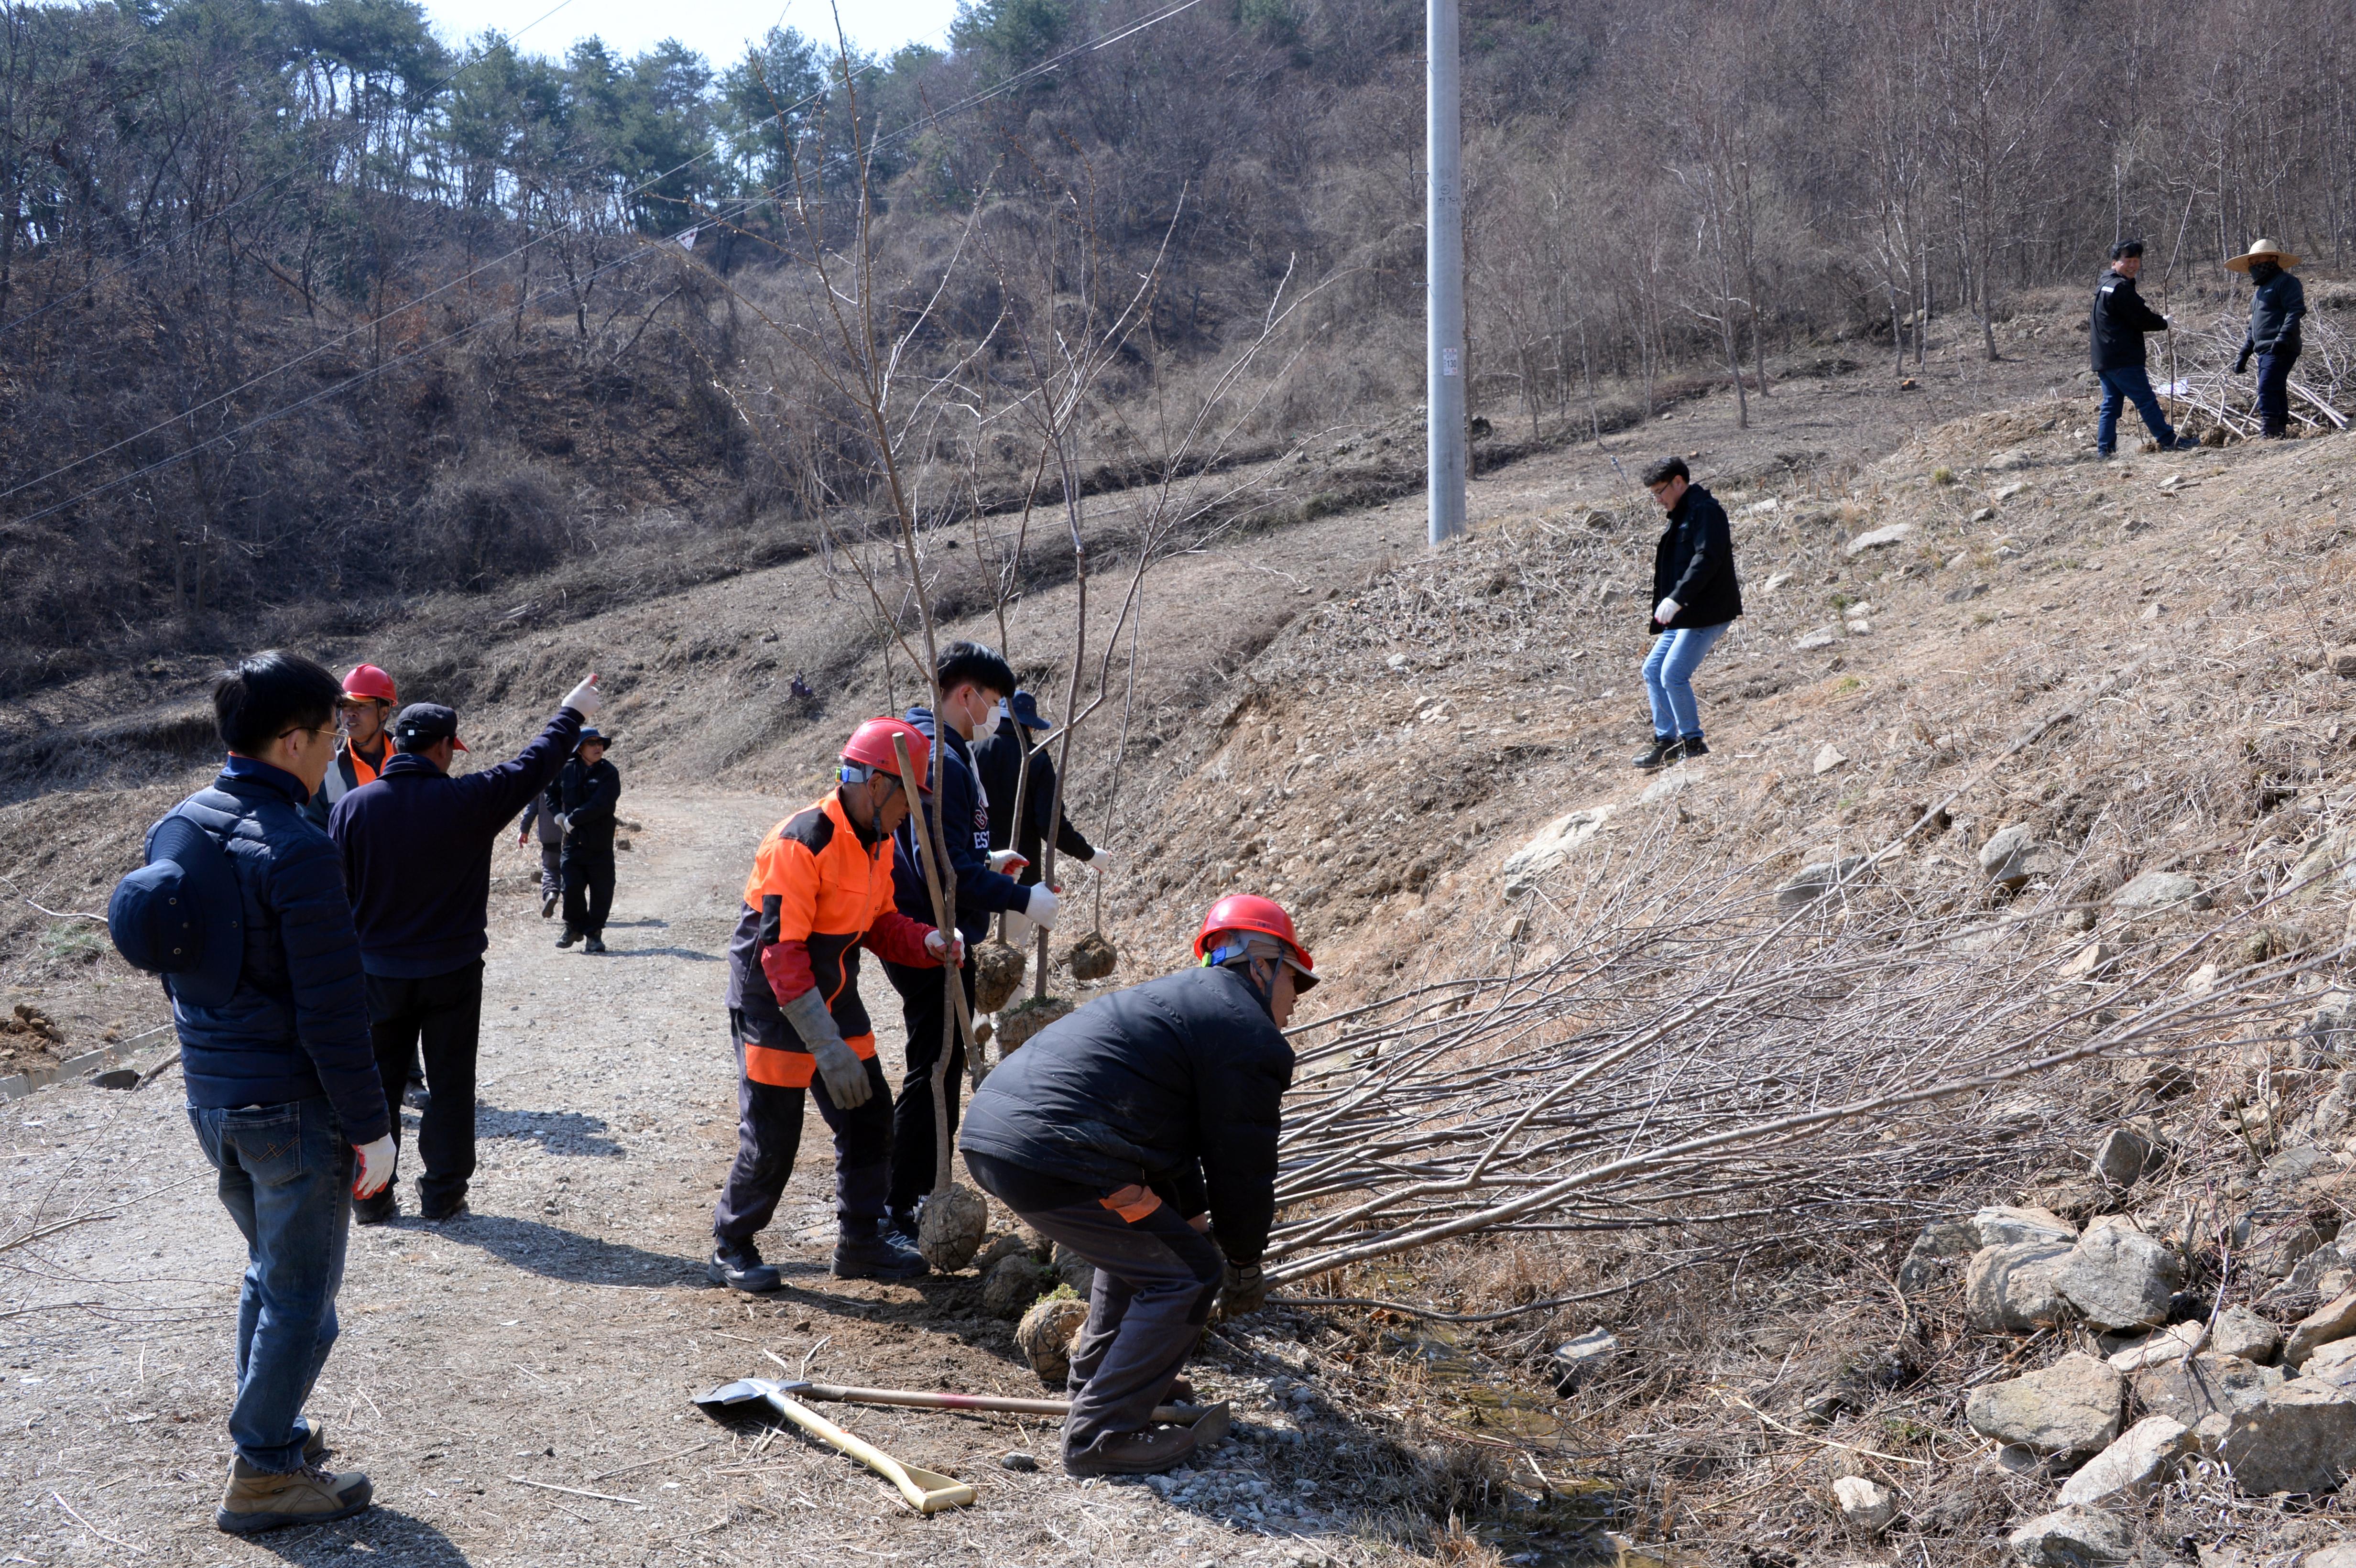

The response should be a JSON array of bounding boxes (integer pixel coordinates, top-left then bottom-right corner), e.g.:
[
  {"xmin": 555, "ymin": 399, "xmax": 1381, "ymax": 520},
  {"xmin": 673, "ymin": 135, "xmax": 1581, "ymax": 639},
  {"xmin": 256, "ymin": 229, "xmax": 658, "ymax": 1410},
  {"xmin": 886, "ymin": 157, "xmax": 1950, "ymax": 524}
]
[
  {"xmin": 1264, "ymin": 809, "xmax": 2325, "ymax": 1299},
  {"xmin": 2168, "ymin": 305, "xmax": 2353, "ymax": 438}
]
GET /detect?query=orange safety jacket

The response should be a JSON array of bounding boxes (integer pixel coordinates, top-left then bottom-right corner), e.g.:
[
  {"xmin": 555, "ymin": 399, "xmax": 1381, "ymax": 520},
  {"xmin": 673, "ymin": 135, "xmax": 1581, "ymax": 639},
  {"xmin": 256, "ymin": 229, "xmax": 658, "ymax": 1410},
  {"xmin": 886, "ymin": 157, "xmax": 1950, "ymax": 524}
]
[{"xmin": 725, "ymin": 791, "xmax": 940, "ymax": 1088}]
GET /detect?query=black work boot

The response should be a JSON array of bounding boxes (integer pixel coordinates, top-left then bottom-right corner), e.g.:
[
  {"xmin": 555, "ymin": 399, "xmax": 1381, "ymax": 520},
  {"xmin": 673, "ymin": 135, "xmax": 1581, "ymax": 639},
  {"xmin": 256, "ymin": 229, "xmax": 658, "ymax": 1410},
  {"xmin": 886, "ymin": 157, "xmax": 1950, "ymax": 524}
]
[
  {"xmin": 833, "ymin": 1223, "xmax": 929, "ymax": 1281},
  {"xmin": 1674, "ymin": 735, "xmax": 1710, "ymax": 761},
  {"xmin": 1063, "ymin": 1423, "xmax": 1199, "ymax": 1478},
  {"xmin": 352, "ymin": 1188, "xmax": 397, "ymax": 1227},
  {"xmin": 556, "ymin": 927, "xmax": 580, "ymax": 948},
  {"xmin": 1632, "ymin": 736, "xmax": 1678, "ymax": 770},
  {"xmin": 709, "ymin": 1239, "xmax": 782, "ymax": 1294},
  {"xmin": 541, "ymin": 891, "xmax": 559, "ymax": 919},
  {"xmin": 583, "ymin": 936, "xmax": 606, "ymax": 954}
]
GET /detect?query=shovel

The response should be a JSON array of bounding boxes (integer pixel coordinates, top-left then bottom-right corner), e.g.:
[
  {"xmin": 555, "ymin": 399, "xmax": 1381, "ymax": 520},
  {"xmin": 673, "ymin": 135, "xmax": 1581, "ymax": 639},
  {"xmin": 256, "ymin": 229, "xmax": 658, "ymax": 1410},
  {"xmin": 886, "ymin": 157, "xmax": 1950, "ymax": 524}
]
[
  {"xmin": 697, "ymin": 1376, "xmax": 1231, "ymax": 1447},
  {"xmin": 693, "ymin": 1378, "xmax": 975, "ymax": 1514}
]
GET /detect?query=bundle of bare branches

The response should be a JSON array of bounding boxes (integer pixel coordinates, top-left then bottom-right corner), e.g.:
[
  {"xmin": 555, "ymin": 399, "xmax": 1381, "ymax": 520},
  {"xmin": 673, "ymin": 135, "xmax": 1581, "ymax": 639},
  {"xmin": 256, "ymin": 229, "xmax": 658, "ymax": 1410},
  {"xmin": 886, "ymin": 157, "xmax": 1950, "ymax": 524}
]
[
  {"xmin": 2167, "ymin": 305, "xmax": 2352, "ymax": 439},
  {"xmin": 1262, "ymin": 806, "xmax": 2329, "ymax": 1305}
]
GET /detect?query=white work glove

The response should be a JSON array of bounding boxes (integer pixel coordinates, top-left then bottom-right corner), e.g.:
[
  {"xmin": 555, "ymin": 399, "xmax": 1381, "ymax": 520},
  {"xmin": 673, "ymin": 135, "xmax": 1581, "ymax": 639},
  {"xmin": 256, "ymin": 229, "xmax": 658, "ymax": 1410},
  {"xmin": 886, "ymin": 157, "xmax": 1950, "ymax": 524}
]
[
  {"xmin": 925, "ymin": 929, "xmax": 965, "ymax": 967},
  {"xmin": 781, "ymin": 987, "xmax": 870, "ymax": 1108},
  {"xmin": 1024, "ymin": 884, "xmax": 1061, "ymax": 931},
  {"xmin": 352, "ymin": 1135, "xmax": 396, "ymax": 1199},
  {"xmin": 1654, "ymin": 598, "xmax": 1680, "ymax": 625},
  {"xmin": 1087, "ymin": 849, "xmax": 1113, "ymax": 876},
  {"xmin": 560, "ymin": 673, "xmax": 602, "ymax": 719},
  {"xmin": 988, "ymin": 849, "xmax": 1030, "ymax": 878},
  {"xmin": 1002, "ymin": 908, "xmax": 1036, "ymax": 947}
]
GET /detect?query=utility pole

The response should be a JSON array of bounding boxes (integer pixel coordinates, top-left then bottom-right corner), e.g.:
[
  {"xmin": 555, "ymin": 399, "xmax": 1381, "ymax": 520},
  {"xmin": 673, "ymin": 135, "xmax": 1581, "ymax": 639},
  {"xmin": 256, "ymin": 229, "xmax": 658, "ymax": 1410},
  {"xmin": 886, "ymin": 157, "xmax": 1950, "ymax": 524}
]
[{"xmin": 1425, "ymin": 0, "xmax": 1466, "ymax": 546}]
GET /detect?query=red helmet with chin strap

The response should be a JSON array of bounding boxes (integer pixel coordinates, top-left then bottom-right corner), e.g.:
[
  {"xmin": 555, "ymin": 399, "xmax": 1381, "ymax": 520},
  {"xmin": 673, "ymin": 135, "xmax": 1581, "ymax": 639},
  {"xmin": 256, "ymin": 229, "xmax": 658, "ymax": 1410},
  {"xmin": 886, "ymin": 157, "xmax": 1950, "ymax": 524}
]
[
  {"xmin": 1195, "ymin": 893, "xmax": 1316, "ymax": 989},
  {"xmin": 840, "ymin": 717, "xmax": 932, "ymax": 793},
  {"xmin": 342, "ymin": 664, "xmax": 397, "ymax": 704}
]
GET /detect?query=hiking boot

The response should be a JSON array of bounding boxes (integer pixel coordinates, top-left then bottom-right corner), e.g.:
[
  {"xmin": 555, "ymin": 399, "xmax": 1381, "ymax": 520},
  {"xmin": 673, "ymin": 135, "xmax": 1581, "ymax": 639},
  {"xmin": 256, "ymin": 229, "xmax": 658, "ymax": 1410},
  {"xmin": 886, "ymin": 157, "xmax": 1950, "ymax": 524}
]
[
  {"xmin": 1674, "ymin": 735, "xmax": 1710, "ymax": 761},
  {"xmin": 556, "ymin": 928, "xmax": 580, "ymax": 948},
  {"xmin": 1631, "ymin": 736, "xmax": 1679, "ymax": 771},
  {"xmin": 883, "ymin": 1206, "xmax": 921, "ymax": 1246},
  {"xmin": 419, "ymin": 1190, "xmax": 468, "ymax": 1224},
  {"xmin": 2171, "ymin": 435, "xmax": 2204, "ymax": 450},
  {"xmin": 583, "ymin": 936, "xmax": 606, "ymax": 954},
  {"xmin": 353, "ymin": 1188, "xmax": 397, "ymax": 1227},
  {"xmin": 216, "ymin": 1458, "xmax": 372, "ymax": 1534},
  {"xmin": 709, "ymin": 1240, "xmax": 781, "ymax": 1294},
  {"xmin": 1062, "ymin": 1423, "xmax": 1199, "ymax": 1478},
  {"xmin": 833, "ymin": 1228, "xmax": 930, "ymax": 1281},
  {"xmin": 541, "ymin": 892, "xmax": 560, "ymax": 919}
]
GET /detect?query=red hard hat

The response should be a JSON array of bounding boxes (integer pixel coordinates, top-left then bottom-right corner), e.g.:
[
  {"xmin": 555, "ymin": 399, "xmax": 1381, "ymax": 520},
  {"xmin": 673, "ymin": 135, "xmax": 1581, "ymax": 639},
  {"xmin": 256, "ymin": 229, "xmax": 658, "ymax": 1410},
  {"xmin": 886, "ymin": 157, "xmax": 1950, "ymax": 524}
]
[
  {"xmin": 342, "ymin": 664, "xmax": 397, "ymax": 704},
  {"xmin": 1195, "ymin": 893, "xmax": 1316, "ymax": 988},
  {"xmin": 841, "ymin": 717, "xmax": 932, "ymax": 793}
]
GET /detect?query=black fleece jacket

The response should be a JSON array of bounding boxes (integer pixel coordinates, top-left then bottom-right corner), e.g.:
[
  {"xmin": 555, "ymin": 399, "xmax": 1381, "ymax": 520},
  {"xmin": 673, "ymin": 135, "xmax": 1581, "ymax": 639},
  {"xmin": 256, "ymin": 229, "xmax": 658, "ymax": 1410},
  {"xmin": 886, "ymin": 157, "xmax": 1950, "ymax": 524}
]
[
  {"xmin": 1649, "ymin": 483, "xmax": 1742, "ymax": 632},
  {"xmin": 2091, "ymin": 269, "xmax": 2169, "ymax": 372}
]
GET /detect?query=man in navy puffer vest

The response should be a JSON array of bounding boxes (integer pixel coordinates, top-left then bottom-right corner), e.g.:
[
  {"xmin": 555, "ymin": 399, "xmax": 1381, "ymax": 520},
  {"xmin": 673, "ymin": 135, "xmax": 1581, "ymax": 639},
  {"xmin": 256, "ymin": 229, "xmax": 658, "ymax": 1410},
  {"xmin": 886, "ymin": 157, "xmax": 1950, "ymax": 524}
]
[{"xmin": 164, "ymin": 651, "xmax": 393, "ymax": 1534}]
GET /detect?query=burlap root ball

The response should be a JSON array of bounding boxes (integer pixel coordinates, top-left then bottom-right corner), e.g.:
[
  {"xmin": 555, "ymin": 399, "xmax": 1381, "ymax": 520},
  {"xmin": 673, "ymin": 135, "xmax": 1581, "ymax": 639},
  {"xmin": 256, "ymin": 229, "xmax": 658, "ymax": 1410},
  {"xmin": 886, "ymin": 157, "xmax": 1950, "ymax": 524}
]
[
  {"xmin": 972, "ymin": 942, "xmax": 1028, "ymax": 1013},
  {"xmin": 995, "ymin": 996, "xmax": 1073, "ymax": 1054},
  {"xmin": 1015, "ymin": 1295, "xmax": 1090, "ymax": 1384},
  {"xmin": 916, "ymin": 1182, "xmax": 989, "ymax": 1273},
  {"xmin": 1066, "ymin": 931, "xmax": 1118, "ymax": 981}
]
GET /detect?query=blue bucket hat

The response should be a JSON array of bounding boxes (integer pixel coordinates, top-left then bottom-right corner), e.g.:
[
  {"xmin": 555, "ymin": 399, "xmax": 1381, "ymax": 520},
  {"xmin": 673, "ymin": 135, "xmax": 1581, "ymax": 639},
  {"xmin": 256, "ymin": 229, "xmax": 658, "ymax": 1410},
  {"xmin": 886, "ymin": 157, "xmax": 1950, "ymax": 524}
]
[
  {"xmin": 1007, "ymin": 691, "xmax": 1053, "ymax": 730},
  {"xmin": 107, "ymin": 814, "xmax": 244, "ymax": 1009}
]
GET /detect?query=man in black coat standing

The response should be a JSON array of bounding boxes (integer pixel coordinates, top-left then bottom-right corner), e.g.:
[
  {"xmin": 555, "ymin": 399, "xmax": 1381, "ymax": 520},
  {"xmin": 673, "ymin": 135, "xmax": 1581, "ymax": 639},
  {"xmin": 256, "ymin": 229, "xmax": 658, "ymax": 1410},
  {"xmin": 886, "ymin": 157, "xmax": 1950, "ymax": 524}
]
[
  {"xmin": 555, "ymin": 728, "xmax": 622, "ymax": 954},
  {"xmin": 1634, "ymin": 456, "xmax": 1742, "ymax": 770},
  {"xmin": 959, "ymin": 893, "xmax": 1309, "ymax": 1477},
  {"xmin": 330, "ymin": 676, "xmax": 600, "ymax": 1223},
  {"xmin": 2090, "ymin": 240, "xmax": 2195, "ymax": 457}
]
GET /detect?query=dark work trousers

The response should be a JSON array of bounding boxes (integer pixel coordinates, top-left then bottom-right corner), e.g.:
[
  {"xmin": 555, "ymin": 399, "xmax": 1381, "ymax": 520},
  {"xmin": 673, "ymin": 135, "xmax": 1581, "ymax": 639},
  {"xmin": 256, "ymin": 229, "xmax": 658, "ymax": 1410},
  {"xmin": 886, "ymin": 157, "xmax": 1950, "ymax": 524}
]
[
  {"xmin": 968, "ymin": 1162, "xmax": 1223, "ymax": 1456},
  {"xmin": 2258, "ymin": 341, "xmax": 2302, "ymax": 437},
  {"xmin": 882, "ymin": 956, "xmax": 975, "ymax": 1217},
  {"xmin": 562, "ymin": 845, "xmax": 615, "ymax": 937},
  {"xmin": 537, "ymin": 841, "xmax": 564, "ymax": 903},
  {"xmin": 364, "ymin": 963, "xmax": 484, "ymax": 1212},
  {"xmin": 712, "ymin": 1013, "xmax": 894, "ymax": 1244}
]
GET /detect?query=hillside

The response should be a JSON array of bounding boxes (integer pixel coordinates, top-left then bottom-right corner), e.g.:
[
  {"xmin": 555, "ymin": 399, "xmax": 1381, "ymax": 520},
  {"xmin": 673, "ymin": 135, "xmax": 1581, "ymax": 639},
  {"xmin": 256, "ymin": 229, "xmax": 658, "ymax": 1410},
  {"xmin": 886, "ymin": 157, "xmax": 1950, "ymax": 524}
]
[{"xmin": 14, "ymin": 316, "xmax": 2356, "ymax": 1564}]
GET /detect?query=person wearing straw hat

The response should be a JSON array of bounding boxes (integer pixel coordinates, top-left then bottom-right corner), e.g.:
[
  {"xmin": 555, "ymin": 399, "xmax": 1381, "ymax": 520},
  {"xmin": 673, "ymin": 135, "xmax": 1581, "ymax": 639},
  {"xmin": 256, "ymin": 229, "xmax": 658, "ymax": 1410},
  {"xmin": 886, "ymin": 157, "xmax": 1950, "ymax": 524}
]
[
  {"xmin": 2090, "ymin": 240, "xmax": 2199, "ymax": 458},
  {"xmin": 2227, "ymin": 239, "xmax": 2307, "ymax": 439}
]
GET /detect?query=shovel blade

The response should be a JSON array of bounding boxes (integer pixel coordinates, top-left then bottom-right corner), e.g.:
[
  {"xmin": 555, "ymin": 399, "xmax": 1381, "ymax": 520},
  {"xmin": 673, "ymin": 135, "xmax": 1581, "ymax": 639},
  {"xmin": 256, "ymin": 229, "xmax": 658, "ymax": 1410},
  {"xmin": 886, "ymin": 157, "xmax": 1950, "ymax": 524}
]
[{"xmin": 693, "ymin": 1377, "xmax": 801, "ymax": 1417}]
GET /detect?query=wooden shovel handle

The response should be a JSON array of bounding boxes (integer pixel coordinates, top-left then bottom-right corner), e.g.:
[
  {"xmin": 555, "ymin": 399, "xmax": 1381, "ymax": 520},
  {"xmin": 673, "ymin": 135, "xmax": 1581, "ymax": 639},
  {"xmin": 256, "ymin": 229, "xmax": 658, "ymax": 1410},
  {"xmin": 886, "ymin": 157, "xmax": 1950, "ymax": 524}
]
[{"xmin": 766, "ymin": 1394, "xmax": 975, "ymax": 1513}]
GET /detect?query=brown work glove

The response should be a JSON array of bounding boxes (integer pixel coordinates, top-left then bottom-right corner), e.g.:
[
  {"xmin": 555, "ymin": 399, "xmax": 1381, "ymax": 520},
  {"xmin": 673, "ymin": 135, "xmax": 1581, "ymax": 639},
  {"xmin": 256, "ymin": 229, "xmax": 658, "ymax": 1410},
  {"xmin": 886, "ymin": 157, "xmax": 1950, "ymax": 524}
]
[{"xmin": 1216, "ymin": 1259, "xmax": 1268, "ymax": 1319}]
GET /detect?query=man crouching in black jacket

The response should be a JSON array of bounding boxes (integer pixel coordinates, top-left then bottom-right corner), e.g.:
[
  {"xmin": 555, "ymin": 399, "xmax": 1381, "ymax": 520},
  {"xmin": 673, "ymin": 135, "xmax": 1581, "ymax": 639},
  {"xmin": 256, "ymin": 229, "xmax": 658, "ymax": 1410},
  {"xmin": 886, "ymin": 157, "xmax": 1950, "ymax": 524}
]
[{"xmin": 959, "ymin": 893, "xmax": 1310, "ymax": 1477}]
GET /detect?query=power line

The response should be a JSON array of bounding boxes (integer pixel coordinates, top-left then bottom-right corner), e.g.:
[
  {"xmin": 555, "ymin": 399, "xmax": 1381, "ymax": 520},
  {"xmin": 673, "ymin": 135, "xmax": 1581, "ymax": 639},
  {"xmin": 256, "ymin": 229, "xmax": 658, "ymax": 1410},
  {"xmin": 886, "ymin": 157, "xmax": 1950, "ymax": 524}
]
[{"xmin": 4, "ymin": 0, "xmax": 1215, "ymax": 531}]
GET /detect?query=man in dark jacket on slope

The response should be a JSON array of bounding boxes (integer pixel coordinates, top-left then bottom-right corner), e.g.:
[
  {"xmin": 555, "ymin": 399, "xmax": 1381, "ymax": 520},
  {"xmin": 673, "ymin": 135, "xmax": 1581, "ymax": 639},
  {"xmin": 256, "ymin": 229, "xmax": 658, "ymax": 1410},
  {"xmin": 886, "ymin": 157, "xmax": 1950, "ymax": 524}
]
[
  {"xmin": 960, "ymin": 893, "xmax": 1309, "ymax": 1477},
  {"xmin": 883, "ymin": 642, "xmax": 1057, "ymax": 1240},
  {"xmin": 2227, "ymin": 238, "xmax": 2308, "ymax": 439},
  {"xmin": 554, "ymin": 727, "xmax": 622, "ymax": 953},
  {"xmin": 1634, "ymin": 457, "xmax": 1743, "ymax": 770},
  {"xmin": 2090, "ymin": 240, "xmax": 2196, "ymax": 457},
  {"xmin": 330, "ymin": 675, "xmax": 600, "ymax": 1223},
  {"xmin": 160, "ymin": 651, "xmax": 393, "ymax": 1532},
  {"xmin": 972, "ymin": 689, "xmax": 1107, "ymax": 913}
]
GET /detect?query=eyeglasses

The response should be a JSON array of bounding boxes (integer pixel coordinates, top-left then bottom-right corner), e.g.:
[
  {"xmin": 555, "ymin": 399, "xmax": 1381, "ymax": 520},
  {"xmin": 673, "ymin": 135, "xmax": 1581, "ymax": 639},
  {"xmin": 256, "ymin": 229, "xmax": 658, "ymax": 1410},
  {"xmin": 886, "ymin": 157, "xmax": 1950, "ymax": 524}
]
[
  {"xmin": 1647, "ymin": 479, "xmax": 1678, "ymax": 496},
  {"xmin": 276, "ymin": 722, "xmax": 336, "ymax": 742}
]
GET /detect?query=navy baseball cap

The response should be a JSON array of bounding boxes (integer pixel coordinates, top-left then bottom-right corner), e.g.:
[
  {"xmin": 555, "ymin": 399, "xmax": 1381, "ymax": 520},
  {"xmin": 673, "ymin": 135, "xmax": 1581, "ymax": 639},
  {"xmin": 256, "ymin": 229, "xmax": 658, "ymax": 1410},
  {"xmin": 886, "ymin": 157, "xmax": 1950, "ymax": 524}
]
[
  {"xmin": 393, "ymin": 702, "xmax": 469, "ymax": 752},
  {"xmin": 108, "ymin": 814, "xmax": 244, "ymax": 1009},
  {"xmin": 1007, "ymin": 690, "xmax": 1053, "ymax": 730}
]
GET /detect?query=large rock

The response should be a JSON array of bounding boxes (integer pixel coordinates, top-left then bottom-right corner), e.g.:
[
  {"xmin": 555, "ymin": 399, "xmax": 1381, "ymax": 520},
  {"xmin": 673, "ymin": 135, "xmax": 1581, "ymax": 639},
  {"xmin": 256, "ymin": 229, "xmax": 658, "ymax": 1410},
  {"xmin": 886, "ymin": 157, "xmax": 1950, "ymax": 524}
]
[
  {"xmin": 2107, "ymin": 1320, "xmax": 2208, "ymax": 1373},
  {"xmin": 2201, "ymin": 1376, "xmax": 2356, "ymax": 1495},
  {"xmin": 1502, "ymin": 806, "xmax": 1614, "ymax": 896},
  {"xmin": 2053, "ymin": 1217, "xmax": 2184, "ymax": 1330},
  {"xmin": 2216, "ymin": 1305, "xmax": 2286, "ymax": 1366},
  {"xmin": 2133, "ymin": 1353, "xmax": 2285, "ymax": 1426},
  {"xmin": 2287, "ymin": 1289, "xmax": 2356, "ymax": 1368},
  {"xmin": 2304, "ymin": 1338, "xmax": 2356, "ymax": 1393},
  {"xmin": 1898, "ymin": 1218, "xmax": 1982, "ymax": 1293},
  {"xmin": 2005, "ymin": 1506, "xmax": 2134, "ymax": 1567},
  {"xmin": 1967, "ymin": 1241, "xmax": 2075, "ymax": 1332},
  {"xmin": 1845, "ymin": 522, "xmax": 1915, "ymax": 556},
  {"xmin": 2112, "ymin": 870, "xmax": 2210, "ymax": 911},
  {"xmin": 2057, "ymin": 1415, "xmax": 2196, "ymax": 1507},
  {"xmin": 1964, "ymin": 1353, "xmax": 2124, "ymax": 1456},
  {"xmin": 1776, "ymin": 855, "xmax": 1867, "ymax": 909},
  {"xmin": 1975, "ymin": 1205, "xmax": 2078, "ymax": 1248}
]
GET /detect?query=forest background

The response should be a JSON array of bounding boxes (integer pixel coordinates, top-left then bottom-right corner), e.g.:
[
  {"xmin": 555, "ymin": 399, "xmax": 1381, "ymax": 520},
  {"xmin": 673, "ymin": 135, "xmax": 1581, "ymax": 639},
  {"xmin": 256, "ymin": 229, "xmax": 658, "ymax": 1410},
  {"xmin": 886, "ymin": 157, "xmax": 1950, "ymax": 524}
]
[{"xmin": 0, "ymin": 0, "xmax": 2351, "ymax": 697}]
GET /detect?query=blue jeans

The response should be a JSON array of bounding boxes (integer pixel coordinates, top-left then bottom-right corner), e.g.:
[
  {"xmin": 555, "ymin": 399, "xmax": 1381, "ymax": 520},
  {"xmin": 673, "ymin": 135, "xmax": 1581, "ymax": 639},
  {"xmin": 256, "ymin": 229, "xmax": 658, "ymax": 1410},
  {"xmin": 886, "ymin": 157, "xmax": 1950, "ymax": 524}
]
[
  {"xmin": 188, "ymin": 1097, "xmax": 352, "ymax": 1472},
  {"xmin": 1643, "ymin": 622, "xmax": 1730, "ymax": 740},
  {"xmin": 2096, "ymin": 366, "xmax": 2178, "ymax": 454},
  {"xmin": 2257, "ymin": 340, "xmax": 2301, "ymax": 436}
]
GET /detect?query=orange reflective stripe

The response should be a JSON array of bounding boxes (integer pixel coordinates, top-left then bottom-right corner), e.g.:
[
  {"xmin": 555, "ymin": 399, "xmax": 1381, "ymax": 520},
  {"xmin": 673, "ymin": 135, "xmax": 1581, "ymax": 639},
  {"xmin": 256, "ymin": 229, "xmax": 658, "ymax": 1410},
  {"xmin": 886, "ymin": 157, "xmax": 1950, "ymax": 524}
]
[
  {"xmin": 745, "ymin": 1043, "xmax": 814, "ymax": 1089},
  {"xmin": 350, "ymin": 746, "xmax": 382, "ymax": 787},
  {"xmin": 843, "ymin": 1032, "xmax": 878, "ymax": 1062},
  {"xmin": 1099, "ymin": 1184, "xmax": 1162, "ymax": 1223}
]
